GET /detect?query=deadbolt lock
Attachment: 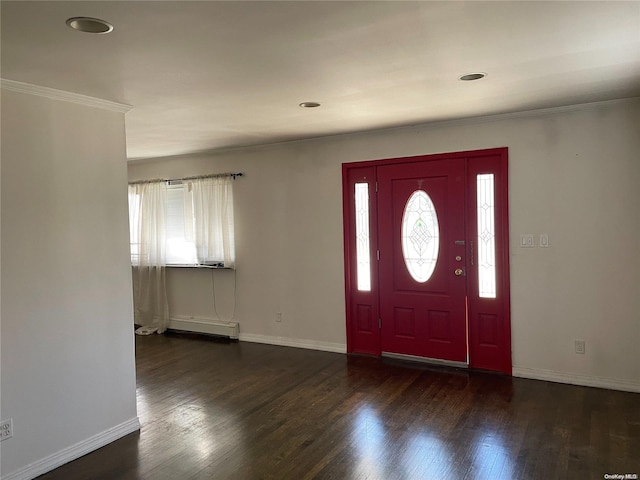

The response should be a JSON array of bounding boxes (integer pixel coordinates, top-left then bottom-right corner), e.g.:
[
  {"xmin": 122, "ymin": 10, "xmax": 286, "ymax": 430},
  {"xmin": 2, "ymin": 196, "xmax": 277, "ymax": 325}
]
[{"xmin": 454, "ymin": 268, "xmax": 465, "ymax": 276}]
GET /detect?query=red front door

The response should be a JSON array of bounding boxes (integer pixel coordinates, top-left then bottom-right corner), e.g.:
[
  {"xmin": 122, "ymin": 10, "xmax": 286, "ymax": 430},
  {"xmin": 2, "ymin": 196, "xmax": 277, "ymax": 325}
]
[
  {"xmin": 377, "ymin": 159, "xmax": 467, "ymax": 362},
  {"xmin": 343, "ymin": 148, "xmax": 512, "ymax": 374}
]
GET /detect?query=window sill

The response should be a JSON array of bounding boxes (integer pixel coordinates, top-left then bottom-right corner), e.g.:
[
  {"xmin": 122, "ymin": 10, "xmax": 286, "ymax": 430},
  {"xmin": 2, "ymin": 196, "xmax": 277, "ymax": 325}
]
[{"xmin": 167, "ymin": 264, "xmax": 233, "ymax": 270}]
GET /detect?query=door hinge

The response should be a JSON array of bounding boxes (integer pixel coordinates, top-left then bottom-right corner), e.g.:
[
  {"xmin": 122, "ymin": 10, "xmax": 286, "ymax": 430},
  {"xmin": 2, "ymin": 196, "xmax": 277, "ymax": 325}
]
[
  {"xmin": 377, "ymin": 250, "xmax": 380, "ymax": 261},
  {"xmin": 378, "ymin": 318, "xmax": 382, "ymax": 329},
  {"xmin": 375, "ymin": 181, "xmax": 378, "ymax": 192}
]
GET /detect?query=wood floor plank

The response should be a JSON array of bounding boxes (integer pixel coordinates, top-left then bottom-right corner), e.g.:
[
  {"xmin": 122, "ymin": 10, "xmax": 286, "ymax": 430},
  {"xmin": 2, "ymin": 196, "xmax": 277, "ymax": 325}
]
[{"xmin": 36, "ymin": 334, "xmax": 640, "ymax": 480}]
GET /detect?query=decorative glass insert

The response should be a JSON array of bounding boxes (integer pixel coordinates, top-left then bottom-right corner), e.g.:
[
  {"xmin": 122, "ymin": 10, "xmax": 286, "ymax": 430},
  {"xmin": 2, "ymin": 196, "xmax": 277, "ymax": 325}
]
[
  {"xmin": 477, "ymin": 174, "xmax": 497, "ymax": 298},
  {"xmin": 401, "ymin": 190, "xmax": 439, "ymax": 283},
  {"xmin": 355, "ymin": 183, "xmax": 371, "ymax": 291}
]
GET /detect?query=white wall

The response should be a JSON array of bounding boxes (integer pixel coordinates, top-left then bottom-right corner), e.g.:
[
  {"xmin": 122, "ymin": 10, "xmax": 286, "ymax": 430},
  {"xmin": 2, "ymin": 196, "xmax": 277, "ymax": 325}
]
[
  {"xmin": 1, "ymin": 87, "xmax": 139, "ymax": 478},
  {"xmin": 128, "ymin": 99, "xmax": 640, "ymax": 391}
]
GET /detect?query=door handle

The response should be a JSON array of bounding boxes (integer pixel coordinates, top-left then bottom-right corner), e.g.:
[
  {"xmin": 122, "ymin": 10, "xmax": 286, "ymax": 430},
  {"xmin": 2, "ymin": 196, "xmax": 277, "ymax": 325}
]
[{"xmin": 454, "ymin": 268, "xmax": 465, "ymax": 276}]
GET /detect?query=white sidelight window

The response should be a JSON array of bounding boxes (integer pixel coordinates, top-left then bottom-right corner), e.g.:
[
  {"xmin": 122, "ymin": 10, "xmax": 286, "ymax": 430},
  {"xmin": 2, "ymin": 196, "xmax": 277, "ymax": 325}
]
[
  {"xmin": 355, "ymin": 183, "xmax": 371, "ymax": 291},
  {"xmin": 477, "ymin": 174, "xmax": 497, "ymax": 298}
]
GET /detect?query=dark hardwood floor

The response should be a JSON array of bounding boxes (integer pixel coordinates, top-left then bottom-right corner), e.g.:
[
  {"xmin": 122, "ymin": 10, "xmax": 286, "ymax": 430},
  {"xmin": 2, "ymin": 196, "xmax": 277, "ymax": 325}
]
[{"xmin": 39, "ymin": 334, "xmax": 639, "ymax": 480}]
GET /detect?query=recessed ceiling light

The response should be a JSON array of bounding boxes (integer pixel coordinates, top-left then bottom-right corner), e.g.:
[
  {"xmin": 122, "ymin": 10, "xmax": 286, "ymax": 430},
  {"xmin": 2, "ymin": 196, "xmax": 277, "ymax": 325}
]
[
  {"xmin": 66, "ymin": 17, "xmax": 114, "ymax": 34},
  {"xmin": 299, "ymin": 102, "xmax": 321, "ymax": 108},
  {"xmin": 459, "ymin": 72, "xmax": 487, "ymax": 81}
]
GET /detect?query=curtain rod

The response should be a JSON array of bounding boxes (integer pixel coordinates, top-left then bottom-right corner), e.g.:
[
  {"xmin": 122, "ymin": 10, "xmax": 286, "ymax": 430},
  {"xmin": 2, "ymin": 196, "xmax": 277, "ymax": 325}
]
[{"xmin": 128, "ymin": 172, "xmax": 244, "ymax": 185}]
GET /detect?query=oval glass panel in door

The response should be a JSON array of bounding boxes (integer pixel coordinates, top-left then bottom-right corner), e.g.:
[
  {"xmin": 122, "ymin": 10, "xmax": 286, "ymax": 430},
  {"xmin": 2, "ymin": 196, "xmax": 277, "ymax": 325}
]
[{"xmin": 401, "ymin": 190, "xmax": 440, "ymax": 283}]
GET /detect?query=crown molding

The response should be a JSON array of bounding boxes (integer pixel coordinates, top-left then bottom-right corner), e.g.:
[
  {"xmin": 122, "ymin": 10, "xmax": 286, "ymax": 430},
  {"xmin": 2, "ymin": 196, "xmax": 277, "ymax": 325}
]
[{"xmin": 1, "ymin": 78, "xmax": 132, "ymax": 113}]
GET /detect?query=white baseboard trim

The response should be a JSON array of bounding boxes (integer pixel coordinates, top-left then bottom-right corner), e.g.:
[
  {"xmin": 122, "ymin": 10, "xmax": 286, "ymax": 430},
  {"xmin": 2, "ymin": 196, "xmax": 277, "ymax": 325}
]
[
  {"xmin": 239, "ymin": 333, "xmax": 347, "ymax": 354},
  {"xmin": 513, "ymin": 367, "xmax": 640, "ymax": 393},
  {"xmin": 2, "ymin": 417, "xmax": 141, "ymax": 480}
]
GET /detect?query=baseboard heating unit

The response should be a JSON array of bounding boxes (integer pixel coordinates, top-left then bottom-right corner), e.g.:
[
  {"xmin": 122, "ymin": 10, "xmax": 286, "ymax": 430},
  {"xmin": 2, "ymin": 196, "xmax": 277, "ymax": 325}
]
[{"xmin": 168, "ymin": 316, "xmax": 239, "ymax": 339}]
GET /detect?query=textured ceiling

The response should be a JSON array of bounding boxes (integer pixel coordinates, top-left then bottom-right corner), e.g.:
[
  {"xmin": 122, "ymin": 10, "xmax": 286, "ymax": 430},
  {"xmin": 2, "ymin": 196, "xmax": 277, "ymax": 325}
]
[{"xmin": 2, "ymin": 1, "xmax": 639, "ymax": 160}]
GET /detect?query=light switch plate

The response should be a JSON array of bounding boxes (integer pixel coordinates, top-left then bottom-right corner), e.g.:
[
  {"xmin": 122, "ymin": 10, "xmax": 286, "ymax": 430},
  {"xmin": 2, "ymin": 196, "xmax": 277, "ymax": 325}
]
[
  {"xmin": 520, "ymin": 234, "xmax": 534, "ymax": 248},
  {"xmin": 540, "ymin": 234, "xmax": 549, "ymax": 247}
]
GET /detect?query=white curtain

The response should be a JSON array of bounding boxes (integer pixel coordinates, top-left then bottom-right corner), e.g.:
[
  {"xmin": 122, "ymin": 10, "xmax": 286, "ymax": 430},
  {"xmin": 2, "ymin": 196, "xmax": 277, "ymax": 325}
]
[
  {"xmin": 184, "ymin": 176, "xmax": 235, "ymax": 268},
  {"xmin": 128, "ymin": 181, "xmax": 169, "ymax": 333}
]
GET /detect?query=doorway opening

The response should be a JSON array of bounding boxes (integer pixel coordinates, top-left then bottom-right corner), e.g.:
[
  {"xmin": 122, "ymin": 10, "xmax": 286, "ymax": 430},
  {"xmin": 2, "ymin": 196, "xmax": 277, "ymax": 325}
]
[{"xmin": 342, "ymin": 148, "xmax": 511, "ymax": 374}]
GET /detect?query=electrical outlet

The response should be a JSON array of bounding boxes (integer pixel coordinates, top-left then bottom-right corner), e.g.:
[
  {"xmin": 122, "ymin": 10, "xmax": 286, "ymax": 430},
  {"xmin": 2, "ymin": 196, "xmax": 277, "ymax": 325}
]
[
  {"xmin": 0, "ymin": 419, "xmax": 13, "ymax": 441},
  {"xmin": 574, "ymin": 340, "xmax": 586, "ymax": 354},
  {"xmin": 275, "ymin": 312, "xmax": 282, "ymax": 323}
]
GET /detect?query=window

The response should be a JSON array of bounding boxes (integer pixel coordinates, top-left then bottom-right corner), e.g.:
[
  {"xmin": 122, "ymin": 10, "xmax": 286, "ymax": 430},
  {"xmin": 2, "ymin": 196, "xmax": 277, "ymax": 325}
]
[
  {"xmin": 354, "ymin": 183, "xmax": 371, "ymax": 291},
  {"xmin": 477, "ymin": 174, "xmax": 496, "ymax": 298},
  {"xmin": 128, "ymin": 176, "xmax": 235, "ymax": 268},
  {"xmin": 401, "ymin": 189, "xmax": 440, "ymax": 283},
  {"xmin": 166, "ymin": 183, "xmax": 198, "ymax": 265},
  {"xmin": 128, "ymin": 189, "xmax": 142, "ymax": 265}
]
